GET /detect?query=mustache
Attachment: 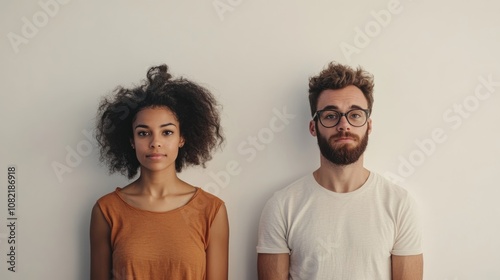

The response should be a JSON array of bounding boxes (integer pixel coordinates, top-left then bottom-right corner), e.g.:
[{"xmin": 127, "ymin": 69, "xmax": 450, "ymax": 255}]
[{"xmin": 330, "ymin": 131, "xmax": 359, "ymax": 141}]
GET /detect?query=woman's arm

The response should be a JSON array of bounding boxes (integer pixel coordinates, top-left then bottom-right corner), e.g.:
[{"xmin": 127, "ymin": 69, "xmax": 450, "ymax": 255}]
[
  {"xmin": 206, "ymin": 204, "xmax": 229, "ymax": 280},
  {"xmin": 90, "ymin": 203, "xmax": 112, "ymax": 280}
]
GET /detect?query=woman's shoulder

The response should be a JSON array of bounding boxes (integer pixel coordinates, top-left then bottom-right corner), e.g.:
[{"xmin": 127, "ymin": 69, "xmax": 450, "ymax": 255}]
[
  {"xmin": 188, "ymin": 188, "xmax": 225, "ymax": 219},
  {"xmin": 173, "ymin": 180, "xmax": 223, "ymax": 208},
  {"xmin": 196, "ymin": 187, "xmax": 224, "ymax": 205},
  {"xmin": 96, "ymin": 188, "xmax": 121, "ymax": 206}
]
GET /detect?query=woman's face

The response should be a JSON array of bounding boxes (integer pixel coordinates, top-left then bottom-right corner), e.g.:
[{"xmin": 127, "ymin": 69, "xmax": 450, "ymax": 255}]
[{"xmin": 131, "ymin": 106, "xmax": 184, "ymax": 174}]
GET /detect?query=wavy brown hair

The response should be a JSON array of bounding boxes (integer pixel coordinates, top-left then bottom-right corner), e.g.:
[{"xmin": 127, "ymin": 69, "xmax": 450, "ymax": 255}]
[
  {"xmin": 96, "ymin": 64, "xmax": 224, "ymax": 179},
  {"xmin": 308, "ymin": 62, "xmax": 374, "ymax": 115}
]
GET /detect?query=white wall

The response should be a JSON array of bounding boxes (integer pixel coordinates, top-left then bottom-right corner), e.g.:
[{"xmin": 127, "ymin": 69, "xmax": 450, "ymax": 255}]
[{"xmin": 1, "ymin": 0, "xmax": 499, "ymax": 279}]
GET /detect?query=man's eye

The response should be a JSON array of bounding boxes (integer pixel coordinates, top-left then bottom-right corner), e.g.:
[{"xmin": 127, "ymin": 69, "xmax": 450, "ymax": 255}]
[{"xmin": 324, "ymin": 113, "xmax": 338, "ymax": 119}]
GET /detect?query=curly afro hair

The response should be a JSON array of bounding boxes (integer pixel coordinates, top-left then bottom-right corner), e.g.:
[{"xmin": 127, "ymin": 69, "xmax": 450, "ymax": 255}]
[
  {"xmin": 96, "ymin": 64, "xmax": 224, "ymax": 179},
  {"xmin": 308, "ymin": 62, "xmax": 374, "ymax": 116}
]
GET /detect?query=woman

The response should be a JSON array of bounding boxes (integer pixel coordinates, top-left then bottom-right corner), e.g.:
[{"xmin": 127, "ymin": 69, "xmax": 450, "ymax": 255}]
[{"xmin": 90, "ymin": 65, "xmax": 228, "ymax": 280}]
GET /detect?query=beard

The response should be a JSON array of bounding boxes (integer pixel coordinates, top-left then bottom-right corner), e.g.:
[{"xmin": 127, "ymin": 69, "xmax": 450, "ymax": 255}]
[{"xmin": 316, "ymin": 125, "xmax": 369, "ymax": 166}]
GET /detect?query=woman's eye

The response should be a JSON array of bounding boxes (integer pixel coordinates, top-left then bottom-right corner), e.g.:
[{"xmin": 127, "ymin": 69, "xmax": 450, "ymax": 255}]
[
  {"xmin": 138, "ymin": 131, "xmax": 149, "ymax": 136},
  {"xmin": 163, "ymin": 130, "xmax": 173, "ymax": 136}
]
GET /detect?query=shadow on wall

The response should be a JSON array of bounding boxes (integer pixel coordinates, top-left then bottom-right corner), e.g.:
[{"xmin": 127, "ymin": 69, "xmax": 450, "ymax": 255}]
[{"xmin": 78, "ymin": 203, "xmax": 91, "ymax": 280}]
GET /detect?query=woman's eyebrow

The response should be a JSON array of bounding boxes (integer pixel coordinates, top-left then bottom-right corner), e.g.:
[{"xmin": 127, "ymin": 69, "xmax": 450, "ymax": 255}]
[{"xmin": 134, "ymin": 123, "xmax": 176, "ymax": 129}]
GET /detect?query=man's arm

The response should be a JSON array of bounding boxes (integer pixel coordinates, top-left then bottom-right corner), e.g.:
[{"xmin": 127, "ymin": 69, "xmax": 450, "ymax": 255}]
[
  {"xmin": 258, "ymin": 253, "xmax": 289, "ymax": 280},
  {"xmin": 391, "ymin": 254, "xmax": 423, "ymax": 280}
]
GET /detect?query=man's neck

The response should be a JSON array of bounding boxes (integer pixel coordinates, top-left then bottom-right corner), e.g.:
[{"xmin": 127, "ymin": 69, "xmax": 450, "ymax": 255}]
[{"xmin": 313, "ymin": 156, "xmax": 370, "ymax": 193}]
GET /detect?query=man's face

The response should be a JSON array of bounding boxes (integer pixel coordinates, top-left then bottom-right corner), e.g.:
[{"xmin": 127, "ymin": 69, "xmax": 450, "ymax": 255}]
[{"xmin": 309, "ymin": 85, "xmax": 372, "ymax": 166}]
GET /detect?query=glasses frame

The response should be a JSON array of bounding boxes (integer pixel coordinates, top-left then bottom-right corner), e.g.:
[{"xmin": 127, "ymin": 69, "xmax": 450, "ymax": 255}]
[{"xmin": 313, "ymin": 108, "xmax": 371, "ymax": 128}]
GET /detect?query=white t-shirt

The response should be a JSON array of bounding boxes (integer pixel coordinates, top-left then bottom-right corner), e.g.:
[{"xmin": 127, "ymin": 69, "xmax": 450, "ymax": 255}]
[{"xmin": 257, "ymin": 172, "xmax": 422, "ymax": 280}]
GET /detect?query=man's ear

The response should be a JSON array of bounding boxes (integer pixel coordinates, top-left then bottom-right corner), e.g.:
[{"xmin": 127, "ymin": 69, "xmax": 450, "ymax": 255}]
[
  {"xmin": 309, "ymin": 120, "xmax": 317, "ymax": 137},
  {"xmin": 367, "ymin": 118, "xmax": 373, "ymax": 135}
]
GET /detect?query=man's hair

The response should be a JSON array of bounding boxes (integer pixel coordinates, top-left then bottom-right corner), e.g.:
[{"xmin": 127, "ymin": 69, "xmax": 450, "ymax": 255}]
[
  {"xmin": 96, "ymin": 64, "xmax": 224, "ymax": 179},
  {"xmin": 308, "ymin": 62, "xmax": 374, "ymax": 116}
]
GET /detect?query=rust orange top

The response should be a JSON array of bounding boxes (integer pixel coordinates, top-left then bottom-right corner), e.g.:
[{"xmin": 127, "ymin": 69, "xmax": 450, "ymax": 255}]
[{"xmin": 97, "ymin": 187, "xmax": 224, "ymax": 280}]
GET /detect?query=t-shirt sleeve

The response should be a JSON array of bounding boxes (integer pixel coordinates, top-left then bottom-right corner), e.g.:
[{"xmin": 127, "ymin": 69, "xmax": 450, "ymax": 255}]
[
  {"xmin": 391, "ymin": 192, "xmax": 423, "ymax": 256},
  {"xmin": 256, "ymin": 193, "xmax": 290, "ymax": 254},
  {"xmin": 96, "ymin": 193, "xmax": 115, "ymax": 227}
]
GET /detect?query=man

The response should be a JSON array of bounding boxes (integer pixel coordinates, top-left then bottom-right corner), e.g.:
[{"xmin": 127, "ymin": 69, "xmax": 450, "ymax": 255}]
[{"xmin": 257, "ymin": 62, "xmax": 423, "ymax": 280}]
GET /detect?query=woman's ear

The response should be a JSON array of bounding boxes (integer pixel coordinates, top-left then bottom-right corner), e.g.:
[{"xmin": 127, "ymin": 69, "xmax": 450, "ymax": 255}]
[
  {"xmin": 179, "ymin": 136, "xmax": 185, "ymax": 148},
  {"xmin": 130, "ymin": 139, "xmax": 135, "ymax": 149}
]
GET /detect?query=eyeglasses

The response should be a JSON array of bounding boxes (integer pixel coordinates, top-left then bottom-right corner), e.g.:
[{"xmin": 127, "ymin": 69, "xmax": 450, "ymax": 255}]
[{"xmin": 313, "ymin": 108, "xmax": 370, "ymax": 128}]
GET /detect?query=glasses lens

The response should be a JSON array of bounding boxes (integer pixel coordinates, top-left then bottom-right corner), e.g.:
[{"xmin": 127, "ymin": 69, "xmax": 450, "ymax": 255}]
[
  {"xmin": 319, "ymin": 110, "xmax": 341, "ymax": 127},
  {"xmin": 346, "ymin": 109, "xmax": 367, "ymax": 127}
]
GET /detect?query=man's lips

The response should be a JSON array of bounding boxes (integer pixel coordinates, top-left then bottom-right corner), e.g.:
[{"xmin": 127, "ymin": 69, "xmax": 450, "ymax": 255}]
[
  {"xmin": 334, "ymin": 137, "xmax": 354, "ymax": 141},
  {"xmin": 331, "ymin": 134, "xmax": 359, "ymax": 143}
]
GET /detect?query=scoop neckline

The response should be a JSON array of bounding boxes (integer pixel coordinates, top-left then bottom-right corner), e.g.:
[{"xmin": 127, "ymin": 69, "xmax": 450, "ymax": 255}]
[
  {"xmin": 113, "ymin": 187, "xmax": 201, "ymax": 214},
  {"xmin": 309, "ymin": 171, "xmax": 374, "ymax": 197}
]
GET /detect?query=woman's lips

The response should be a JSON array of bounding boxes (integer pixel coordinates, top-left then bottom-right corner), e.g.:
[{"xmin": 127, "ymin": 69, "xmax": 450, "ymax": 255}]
[{"xmin": 146, "ymin": 153, "xmax": 166, "ymax": 159}]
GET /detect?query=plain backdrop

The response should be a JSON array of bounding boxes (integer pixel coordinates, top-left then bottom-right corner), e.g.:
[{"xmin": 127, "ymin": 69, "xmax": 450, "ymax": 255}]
[{"xmin": 1, "ymin": 0, "xmax": 499, "ymax": 279}]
